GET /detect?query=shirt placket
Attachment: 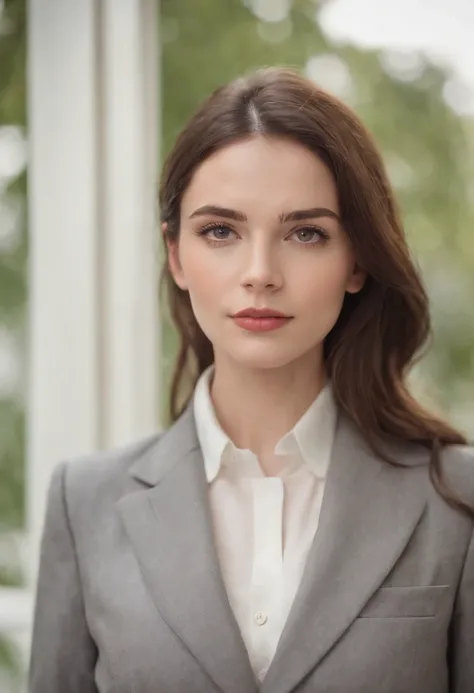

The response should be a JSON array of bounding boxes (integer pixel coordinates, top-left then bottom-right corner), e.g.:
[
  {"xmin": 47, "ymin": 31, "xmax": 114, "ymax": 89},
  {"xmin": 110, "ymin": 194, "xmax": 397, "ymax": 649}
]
[{"xmin": 250, "ymin": 476, "xmax": 284, "ymax": 682}]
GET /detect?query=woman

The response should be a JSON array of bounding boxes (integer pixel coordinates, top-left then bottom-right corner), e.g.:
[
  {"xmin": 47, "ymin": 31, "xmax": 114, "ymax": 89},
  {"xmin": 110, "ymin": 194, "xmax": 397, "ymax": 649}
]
[{"xmin": 29, "ymin": 68, "xmax": 474, "ymax": 693}]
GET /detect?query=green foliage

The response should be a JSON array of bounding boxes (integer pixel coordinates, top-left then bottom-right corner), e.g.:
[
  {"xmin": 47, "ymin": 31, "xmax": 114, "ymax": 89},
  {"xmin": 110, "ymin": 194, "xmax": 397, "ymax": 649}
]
[
  {"xmin": 0, "ymin": 636, "xmax": 22, "ymax": 692},
  {"xmin": 0, "ymin": 0, "xmax": 27, "ymax": 685},
  {"xmin": 0, "ymin": 398, "xmax": 25, "ymax": 530},
  {"xmin": 0, "ymin": 0, "xmax": 26, "ymax": 124},
  {"xmin": 0, "ymin": 0, "xmax": 27, "ymax": 533}
]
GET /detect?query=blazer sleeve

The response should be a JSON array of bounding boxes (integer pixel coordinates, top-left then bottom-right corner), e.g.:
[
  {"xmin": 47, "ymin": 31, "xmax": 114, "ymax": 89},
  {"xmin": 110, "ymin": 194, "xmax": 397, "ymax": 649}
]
[
  {"xmin": 449, "ymin": 523, "xmax": 474, "ymax": 693},
  {"xmin": 28, "ymin": 461, "xmax": 98, "ymax": 693}
]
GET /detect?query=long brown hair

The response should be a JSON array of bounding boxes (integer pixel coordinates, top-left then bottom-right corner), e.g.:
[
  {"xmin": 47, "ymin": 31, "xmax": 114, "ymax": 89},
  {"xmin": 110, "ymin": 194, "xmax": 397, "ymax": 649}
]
[{"xmin": 159, "ymin": 67, "xmax": 473, "ymax": 518}]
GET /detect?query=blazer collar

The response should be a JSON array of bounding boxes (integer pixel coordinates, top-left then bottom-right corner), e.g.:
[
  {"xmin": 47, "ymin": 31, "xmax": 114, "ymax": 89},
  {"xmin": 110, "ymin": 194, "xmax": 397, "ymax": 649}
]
[
  {"xmin": 122, "ymin": 404, "xmax": 259, "ymax": 693},
  {"xmin": 260, "ymin": 411, "xmax": 429, "ymax": 693},
  {"xmin": 129, "ymin": 403, "xmax": 198, "ymax": 486}
]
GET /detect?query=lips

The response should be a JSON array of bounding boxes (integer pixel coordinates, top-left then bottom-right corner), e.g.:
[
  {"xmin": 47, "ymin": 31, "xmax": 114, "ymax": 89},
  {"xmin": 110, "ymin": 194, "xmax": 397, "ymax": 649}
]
[{"xmin": 231, "ymin": 308, "xmax": 293, "ymax": 333}]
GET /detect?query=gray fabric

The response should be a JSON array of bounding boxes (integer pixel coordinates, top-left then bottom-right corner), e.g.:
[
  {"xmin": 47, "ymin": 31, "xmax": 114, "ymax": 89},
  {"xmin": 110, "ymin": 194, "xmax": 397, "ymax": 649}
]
[{"xmin": 29, "ymin": 405, "xmax": 474, "ymax": 693}]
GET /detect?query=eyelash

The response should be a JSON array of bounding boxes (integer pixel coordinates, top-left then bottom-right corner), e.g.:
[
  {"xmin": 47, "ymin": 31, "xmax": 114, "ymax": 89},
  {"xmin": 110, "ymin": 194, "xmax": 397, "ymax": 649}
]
[{"xmin": 195, "ymin": 222, "xmax": 330, "ymax": 247}]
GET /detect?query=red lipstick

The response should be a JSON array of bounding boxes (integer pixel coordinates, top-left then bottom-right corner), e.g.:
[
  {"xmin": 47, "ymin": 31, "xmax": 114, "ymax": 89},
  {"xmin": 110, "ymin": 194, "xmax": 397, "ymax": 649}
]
[{"xmin": 231, "ymin": 308, "xmax": 293, "ymax": 332}]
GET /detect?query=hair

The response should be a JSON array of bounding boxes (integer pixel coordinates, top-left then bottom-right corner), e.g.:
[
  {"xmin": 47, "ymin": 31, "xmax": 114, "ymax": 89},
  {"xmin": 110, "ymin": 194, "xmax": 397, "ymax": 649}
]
[{"xmin": 159, "ymin": 67, "xmax": 473, "ymax": 519}]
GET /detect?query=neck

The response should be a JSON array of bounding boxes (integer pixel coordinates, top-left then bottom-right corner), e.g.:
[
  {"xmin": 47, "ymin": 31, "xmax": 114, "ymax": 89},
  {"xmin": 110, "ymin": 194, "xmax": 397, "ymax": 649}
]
[{"xmin": 209, "ymin": 351, "xmax": 326, "ymax": 461}]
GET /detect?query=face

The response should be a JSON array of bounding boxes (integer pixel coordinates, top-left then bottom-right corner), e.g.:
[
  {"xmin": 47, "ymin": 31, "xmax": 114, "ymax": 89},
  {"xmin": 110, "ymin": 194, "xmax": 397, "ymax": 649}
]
[{"xmin": 167, "ymin": 136, "xmax": 366, "ymax": 373}]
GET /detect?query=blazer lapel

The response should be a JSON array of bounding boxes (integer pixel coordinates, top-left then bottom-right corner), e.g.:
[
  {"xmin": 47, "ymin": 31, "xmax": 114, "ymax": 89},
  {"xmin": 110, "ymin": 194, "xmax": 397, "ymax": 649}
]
[
  {"xmin": 260, "ymin": 412, "xmax": 428, "ymax": 693},
  {"xmin": 116, "ymin": 406, "xmax": 258, "ymax": 693}
]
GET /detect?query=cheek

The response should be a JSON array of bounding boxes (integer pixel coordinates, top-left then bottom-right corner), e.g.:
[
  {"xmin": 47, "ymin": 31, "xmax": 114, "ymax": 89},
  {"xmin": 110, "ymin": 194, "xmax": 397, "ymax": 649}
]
[
  {"xmin": 179, "ymin": 241, "xmax": 209, "ymax": 286},
  {"xmin": 183, "ymin": 264, "xmax": 216, "ymax": 301},
  {"xmin": 178, "ymin": 247, "xmax": 225, "ymax": 323},
  {"xmin": 180, "ymin": 242, "xmax": 232, "ymax": 296},
  {"xmin": 295, "ymin": 254, "xmax": 352, "ymax": 307}
]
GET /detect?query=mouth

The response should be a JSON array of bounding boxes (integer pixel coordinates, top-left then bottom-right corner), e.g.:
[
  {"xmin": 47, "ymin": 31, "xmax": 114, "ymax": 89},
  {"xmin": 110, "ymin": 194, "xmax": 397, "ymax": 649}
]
[{"xmin": 231, "ymin": 308, "xmax": 293, "ymax": 333}]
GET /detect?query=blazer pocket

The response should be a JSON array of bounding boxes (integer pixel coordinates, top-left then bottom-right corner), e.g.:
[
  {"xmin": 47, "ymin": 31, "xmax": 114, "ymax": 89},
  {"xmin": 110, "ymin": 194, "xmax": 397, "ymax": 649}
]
[{"xmin": 359, "ymin": 585, "xmax": 451, "ymax": 619}]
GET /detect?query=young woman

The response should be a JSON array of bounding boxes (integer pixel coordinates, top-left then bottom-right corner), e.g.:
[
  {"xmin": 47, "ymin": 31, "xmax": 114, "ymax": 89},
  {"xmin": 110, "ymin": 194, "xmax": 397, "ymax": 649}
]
[{"xmin": 29, "ymin": 68, "xmax": 474, "ymax": 693}]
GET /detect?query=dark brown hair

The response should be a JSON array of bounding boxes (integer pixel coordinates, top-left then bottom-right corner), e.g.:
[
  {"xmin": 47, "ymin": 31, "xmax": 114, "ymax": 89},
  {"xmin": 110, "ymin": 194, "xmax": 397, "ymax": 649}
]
[{"xmin": 159, "ymin": 67, "xmax": 473, "ymax": 518}]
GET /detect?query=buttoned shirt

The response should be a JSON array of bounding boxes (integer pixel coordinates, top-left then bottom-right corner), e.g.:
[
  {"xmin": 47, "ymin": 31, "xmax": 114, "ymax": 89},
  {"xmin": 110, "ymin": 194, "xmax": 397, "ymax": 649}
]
[{"xmin": 193, "ymin": 366, "xmax": 337, "ymax": 683}]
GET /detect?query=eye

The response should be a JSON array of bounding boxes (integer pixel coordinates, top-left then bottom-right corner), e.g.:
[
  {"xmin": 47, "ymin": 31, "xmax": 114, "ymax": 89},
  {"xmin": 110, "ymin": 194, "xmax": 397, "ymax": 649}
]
[
  {"xmin": 199, "ymin": 223, "xmax": 237, "ymax": 241},
  {"xmin": 290, "ymin": 226, "xmax": 330, "ymax": 245}
]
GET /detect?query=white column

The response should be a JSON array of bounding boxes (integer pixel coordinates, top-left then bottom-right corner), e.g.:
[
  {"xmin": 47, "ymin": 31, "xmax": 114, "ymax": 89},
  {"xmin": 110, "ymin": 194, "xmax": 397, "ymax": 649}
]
[
  {"xmin": 100, "ymin": 0, "xmax": 159, "ymax": 448},
  {"xmin": 2, "ymin": 0, "xmax": 160, "ymax": 644},
  {"xmin": 26, "ymin": 0, "xmax": 102, "ymax": 590}
]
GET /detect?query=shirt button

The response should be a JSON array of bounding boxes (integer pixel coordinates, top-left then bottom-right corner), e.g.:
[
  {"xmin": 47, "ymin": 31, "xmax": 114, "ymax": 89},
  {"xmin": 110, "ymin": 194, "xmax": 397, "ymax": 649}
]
[{"xmin": 254, "ymin": 611, "xmax": 268, "ymax": 626}]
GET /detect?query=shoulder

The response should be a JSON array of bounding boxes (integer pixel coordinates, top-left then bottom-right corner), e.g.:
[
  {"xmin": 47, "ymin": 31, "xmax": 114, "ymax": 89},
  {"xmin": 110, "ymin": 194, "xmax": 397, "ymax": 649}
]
[
  {"xmin": 55, "ymin": 431, "xmax": 165, "ymax": 509},
  {"xmin": 441, "ymin": 443, "xmax": 474, "ymax": 506},
  {"xmin": 442, "ymin": 442, "xmax": 474, "ymax": 472},
  {"xmin": 388, "ymin": 433, "xmax": 474, "ymax": 488},
  {"xmin": 409, "ymin": 441, "xmax": 474, "ymax": 523},
  {"xmin": 382, "ymin": 433, "xmax": 474, "ymax": 515},
  {"xmin": 52, "ymin": 404, "xmax": 198, "ymax": 512}
]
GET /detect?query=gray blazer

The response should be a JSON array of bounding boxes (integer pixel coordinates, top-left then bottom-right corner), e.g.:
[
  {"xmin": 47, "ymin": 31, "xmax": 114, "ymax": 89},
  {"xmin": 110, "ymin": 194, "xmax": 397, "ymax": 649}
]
[{"xmin": 29, "ymin": 405, "xmax": 474, "ymax": 693}]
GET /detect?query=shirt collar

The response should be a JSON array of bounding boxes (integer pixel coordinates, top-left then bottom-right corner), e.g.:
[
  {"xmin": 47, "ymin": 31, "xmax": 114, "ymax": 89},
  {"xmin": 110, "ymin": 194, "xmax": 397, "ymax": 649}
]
[
  {"xmin": 193, "ymin": 367, "xmax": 230, "ymax": 483},
  {"xmin": 193, "ymin": 365, "xmax": 337, "ymax": 483}
]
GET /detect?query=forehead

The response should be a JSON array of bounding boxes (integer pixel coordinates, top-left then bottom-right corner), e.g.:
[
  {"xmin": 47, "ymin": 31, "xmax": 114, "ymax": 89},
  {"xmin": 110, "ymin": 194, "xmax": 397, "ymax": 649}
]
[{"xmin": 181, "ymin": 136, "xmax": 339, "ymax": 216}]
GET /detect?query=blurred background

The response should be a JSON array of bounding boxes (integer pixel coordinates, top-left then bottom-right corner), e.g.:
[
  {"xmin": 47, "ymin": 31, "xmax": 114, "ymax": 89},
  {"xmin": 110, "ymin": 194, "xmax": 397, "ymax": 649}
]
[{"xmin": 0, "ymin": 0, "xmax": 473, "ymax": 690}]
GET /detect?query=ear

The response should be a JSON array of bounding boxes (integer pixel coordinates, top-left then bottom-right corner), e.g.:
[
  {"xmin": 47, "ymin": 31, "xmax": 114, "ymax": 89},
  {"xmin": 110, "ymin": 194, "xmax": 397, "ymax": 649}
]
[
  {"xmin": 346, "ymin": 262, "xmax": 367, "ymax": 295},
  {"xmin": 163, "ymin": 222, "xmax": 188, "ymax": 291}
]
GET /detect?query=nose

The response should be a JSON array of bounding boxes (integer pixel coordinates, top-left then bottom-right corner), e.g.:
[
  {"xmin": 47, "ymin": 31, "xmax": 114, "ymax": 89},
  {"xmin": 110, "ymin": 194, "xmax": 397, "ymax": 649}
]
[{"xmin": 240, "ymin": 239, "xmax": 283, "ymax": 292}]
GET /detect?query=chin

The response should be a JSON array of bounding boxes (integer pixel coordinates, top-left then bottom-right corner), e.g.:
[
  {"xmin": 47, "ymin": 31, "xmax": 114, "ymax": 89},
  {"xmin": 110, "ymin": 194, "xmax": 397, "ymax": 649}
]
[{"xmin": 227, "ymin": 345, "xmax": 307, "ymax": 371}]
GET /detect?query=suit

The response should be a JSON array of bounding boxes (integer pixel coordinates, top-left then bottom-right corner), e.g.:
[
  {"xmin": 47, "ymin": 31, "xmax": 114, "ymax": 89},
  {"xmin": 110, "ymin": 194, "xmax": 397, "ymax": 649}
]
[{"xmin": 29, "ymin": 404, "xmax": 474, "ymax": 693}]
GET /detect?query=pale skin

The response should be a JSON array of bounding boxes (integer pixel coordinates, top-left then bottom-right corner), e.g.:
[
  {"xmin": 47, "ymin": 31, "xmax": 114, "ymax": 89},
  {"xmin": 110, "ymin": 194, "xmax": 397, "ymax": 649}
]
[{"xmin": 166, "ymin": 135, "xmax": 366, "ymax": 475}]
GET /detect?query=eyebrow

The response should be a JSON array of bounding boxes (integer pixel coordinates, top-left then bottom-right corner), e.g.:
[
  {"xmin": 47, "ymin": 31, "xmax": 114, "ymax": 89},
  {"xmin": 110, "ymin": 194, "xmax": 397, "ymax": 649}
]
[{"xmin": 188, "ymin": 205, "xmax": 340, "ymax": 223}]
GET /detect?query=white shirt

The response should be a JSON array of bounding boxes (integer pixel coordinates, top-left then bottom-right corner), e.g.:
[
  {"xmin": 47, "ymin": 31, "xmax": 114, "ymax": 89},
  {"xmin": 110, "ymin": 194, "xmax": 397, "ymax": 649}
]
[{"xmin": 193, "ymin": 367, "xmax": 337, "ymax": 683}]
